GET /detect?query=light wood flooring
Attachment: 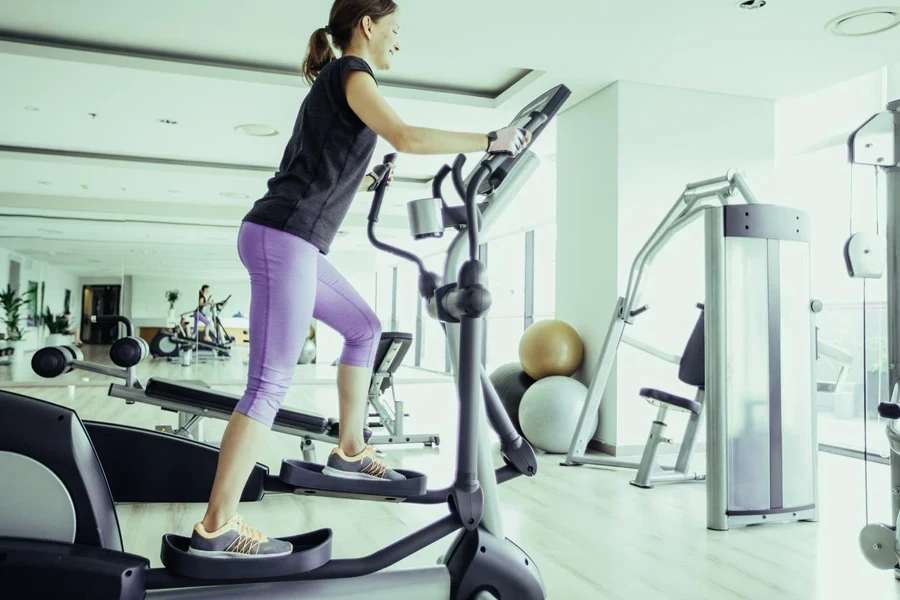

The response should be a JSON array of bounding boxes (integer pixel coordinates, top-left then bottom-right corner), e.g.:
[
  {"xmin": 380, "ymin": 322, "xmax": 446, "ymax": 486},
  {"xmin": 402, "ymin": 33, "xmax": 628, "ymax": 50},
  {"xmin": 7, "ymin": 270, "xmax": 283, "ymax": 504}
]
[{"xmin": 1, "ymin": 346, "xmax": 898, "ymax": 599}]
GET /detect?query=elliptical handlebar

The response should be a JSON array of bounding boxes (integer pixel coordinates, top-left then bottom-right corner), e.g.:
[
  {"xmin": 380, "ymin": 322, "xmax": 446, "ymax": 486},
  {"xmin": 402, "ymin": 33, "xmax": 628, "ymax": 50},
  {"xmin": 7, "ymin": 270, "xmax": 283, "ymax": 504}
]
[
  {"xmin": 432, "ymin": 164, "xmax": 452, "ymax": 210},
  {"xmin": 367, "ymin": 154, "xmax": 427, "ymax": 274}
]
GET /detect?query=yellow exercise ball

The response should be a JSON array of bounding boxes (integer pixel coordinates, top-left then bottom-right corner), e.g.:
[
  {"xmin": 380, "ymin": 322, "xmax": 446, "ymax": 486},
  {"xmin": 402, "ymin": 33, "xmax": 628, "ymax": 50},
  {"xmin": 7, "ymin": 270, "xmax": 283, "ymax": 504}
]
[{"xmin": 518, "ymin": 319, "xmax": 584, "ymax": 380}]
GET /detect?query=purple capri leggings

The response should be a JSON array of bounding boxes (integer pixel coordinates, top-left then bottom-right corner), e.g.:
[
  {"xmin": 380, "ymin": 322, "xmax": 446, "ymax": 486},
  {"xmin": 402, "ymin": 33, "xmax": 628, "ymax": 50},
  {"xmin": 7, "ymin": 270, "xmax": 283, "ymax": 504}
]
[
  {"xmin": 193, "ymin": 310, "xmax": 210, "ymax": 332},
  {"xmin": 234, "ymin": 222, "xmax": 382, "ymax": 427}
]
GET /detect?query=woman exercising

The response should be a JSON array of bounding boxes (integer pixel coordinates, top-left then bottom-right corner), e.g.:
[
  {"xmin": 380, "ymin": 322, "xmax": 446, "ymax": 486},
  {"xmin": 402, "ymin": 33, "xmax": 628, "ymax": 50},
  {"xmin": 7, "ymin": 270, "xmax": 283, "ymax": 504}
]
[
  {"xmin": 195, "ymin": 285, "xmax": 214, "ymax": 343},
  {"xmin": 189, "ymin": 0, "xmax": 530, "ymax": 559}
]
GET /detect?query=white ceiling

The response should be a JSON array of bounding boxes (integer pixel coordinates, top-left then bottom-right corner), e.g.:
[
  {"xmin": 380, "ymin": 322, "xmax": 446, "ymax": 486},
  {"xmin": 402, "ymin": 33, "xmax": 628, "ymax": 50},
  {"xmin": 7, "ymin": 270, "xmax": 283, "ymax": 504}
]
[{"xmin": 0, "ymin": 0, "xmax": 898, "ymax": 281}]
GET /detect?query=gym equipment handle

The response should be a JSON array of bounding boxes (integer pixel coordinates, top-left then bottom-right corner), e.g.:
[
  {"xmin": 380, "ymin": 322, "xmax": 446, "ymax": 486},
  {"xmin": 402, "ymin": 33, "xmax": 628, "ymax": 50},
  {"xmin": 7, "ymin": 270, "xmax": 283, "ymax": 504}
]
[
  {"xmin": 432, "ymin": 164, "xmax": 452, "ymax": 210},
  {"xmin": 878, "ymin": 402, "xmax": 900, "ymax": 420},
  {"xmin": 367, "ymin": 154, "xmax": 428, "ymax": 274},
  {"xmin": 92, "ymin": 314, "xmax": 135, "ymax": 337},
  {"xmin": 483, "ymin": 112, "xmax": 549, "ymax": 173},
  {"xmin": 451, "ymin": 154, "xmax": 467, "ymax": 202},
  {"xmin": 367, "ymin": 153, "xmax": 398, "ymax": 223}
]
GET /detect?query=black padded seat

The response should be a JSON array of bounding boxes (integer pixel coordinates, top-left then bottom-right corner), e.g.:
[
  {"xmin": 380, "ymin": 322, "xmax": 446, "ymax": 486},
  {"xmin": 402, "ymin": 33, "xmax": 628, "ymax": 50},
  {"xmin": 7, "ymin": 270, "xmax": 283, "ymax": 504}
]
[
  {"xmin": 145, "ymin": 378, "xmax": 329, "ymax": 434},
  {"xmin": 639, "ymin": 388, "xmax": 702, "ymax": 415},
  {"xmin": 373, "ymin": 332, "xmax": 413, "ymax": 394}
]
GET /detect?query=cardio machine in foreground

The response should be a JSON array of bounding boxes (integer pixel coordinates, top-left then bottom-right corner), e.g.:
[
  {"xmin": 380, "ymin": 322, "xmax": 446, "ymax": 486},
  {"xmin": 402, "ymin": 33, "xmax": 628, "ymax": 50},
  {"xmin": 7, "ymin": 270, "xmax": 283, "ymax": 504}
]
[{"xmin": 0, "ymin": 84, "xmax": 571, "ymax": 600}]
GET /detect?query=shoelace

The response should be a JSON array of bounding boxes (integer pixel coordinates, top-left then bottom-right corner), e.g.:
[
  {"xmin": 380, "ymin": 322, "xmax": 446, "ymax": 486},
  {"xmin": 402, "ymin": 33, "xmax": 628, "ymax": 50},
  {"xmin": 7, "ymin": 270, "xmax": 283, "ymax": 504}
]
[
  {"xmin": 360, "ymin": 448, "xmax": 389, "ymax": 478},
  {"xmin": 224, "ymin": 516, "xmax": 266, "ymax": 555}
]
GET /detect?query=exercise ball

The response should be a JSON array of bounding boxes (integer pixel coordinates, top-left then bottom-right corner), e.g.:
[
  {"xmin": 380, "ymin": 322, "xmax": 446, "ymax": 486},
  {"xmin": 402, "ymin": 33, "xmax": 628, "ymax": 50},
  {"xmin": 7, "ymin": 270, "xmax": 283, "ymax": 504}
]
[
  {"xmin": 488, "ymin": 363, "xmax": 536, "ymax": 435},
  {"xmin": 519, "ymin": 319, "xmax": 584, "ymax": 380},
  {"xmin": 298, "ymin": 339, "xmax": 317, "ymax": 365},
  {"xmin": 519, "ymin": 376, "xmax": 593, "ymax": 454}
]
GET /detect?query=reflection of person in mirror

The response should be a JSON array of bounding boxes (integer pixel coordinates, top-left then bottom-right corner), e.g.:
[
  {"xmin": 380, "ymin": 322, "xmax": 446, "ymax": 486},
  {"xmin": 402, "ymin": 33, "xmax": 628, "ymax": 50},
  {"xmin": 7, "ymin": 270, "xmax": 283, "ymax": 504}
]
[
  {"xmin": 196, "ymin": 285, "xmax": 214, "ymax": 343},
  {"xmin": 62, "ymin": 312, "xmax": 84, "ymax": 347}
]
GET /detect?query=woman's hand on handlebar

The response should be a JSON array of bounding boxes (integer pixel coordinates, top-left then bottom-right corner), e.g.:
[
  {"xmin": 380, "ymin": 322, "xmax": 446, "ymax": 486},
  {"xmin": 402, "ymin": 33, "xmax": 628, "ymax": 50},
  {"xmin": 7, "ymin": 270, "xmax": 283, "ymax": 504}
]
[
  {"xmin": 487, "ymin": 126, "xmax": 532, "ymax": 157},
  {"xmin": 363, "ymin": 162, "xmax": 395, "ymax": 193}
]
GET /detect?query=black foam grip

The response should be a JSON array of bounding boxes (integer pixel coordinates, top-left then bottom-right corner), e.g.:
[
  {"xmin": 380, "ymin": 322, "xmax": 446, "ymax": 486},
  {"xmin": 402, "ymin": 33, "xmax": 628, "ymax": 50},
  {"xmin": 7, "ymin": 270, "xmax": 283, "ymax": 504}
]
[
  {"xmin": 878, "ymin": 403, "xmax": 900, "ymax": 420},
  {"xmin": 31, "ymin": 346, "xmax": 73, "ymax": 378},
  {"xmin": 110, "ymin": 336, "xmax": 145, "ymax": 368}
]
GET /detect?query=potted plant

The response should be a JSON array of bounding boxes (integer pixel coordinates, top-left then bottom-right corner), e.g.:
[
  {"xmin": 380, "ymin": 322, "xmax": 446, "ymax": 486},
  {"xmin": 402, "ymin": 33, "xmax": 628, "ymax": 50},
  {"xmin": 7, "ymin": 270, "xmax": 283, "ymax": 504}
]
[
  {"xmin": 43, "ymin": 307, "xmax": 71, "ymax": 347},
  {"xmin": 0, "ymin": 284, "xmax": 29, "ymax": 358},
  {"xmin": 165, "ymin": 290, "xmax": 180, "ymax": 326}
]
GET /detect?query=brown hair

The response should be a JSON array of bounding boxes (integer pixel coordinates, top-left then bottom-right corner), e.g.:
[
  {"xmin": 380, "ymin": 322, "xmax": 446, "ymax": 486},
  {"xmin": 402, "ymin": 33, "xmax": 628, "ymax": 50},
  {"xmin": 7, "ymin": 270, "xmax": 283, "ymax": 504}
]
[{"xmin": 301, "ymin": 0, "xmax": 398, "ymax": 86}]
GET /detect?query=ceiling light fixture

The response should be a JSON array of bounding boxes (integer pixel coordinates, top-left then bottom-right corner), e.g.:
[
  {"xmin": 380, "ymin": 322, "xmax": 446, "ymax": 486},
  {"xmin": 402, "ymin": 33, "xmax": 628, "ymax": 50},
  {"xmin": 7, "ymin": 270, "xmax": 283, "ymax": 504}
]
[
  {"xmin": 736, "ymin": 0, "xmax": 766, "ymax": 9},
  {"xmin": 826, "ymin": 7, "xmax": 900, "ymax": 36},
  {"xmin": 234, "ymin": 124, "xmax": 279, "ymax": 137},
  {"xmin": 220, "ymin": 192, "xmax": 250, "ymax": 200}
]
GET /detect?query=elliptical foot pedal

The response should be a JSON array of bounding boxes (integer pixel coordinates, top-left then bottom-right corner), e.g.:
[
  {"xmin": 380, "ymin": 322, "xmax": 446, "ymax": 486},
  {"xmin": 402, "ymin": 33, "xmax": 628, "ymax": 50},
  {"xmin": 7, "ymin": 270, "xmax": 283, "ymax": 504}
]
[
  {"xmin": 280, "ymin": 459, "xmax": 427, "ymax": 501},
  {"xmin": 160, "ymin": 529, "xmax": 332, "ymax": 580}
]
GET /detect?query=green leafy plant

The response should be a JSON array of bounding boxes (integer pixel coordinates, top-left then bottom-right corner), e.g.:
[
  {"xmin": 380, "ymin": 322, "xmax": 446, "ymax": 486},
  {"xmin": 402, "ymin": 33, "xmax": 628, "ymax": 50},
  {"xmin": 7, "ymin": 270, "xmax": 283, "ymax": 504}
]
[
  {"xmin": 43, "ymin": 307, "xmax": 70, "ymax": 334},
  {"xmin": 165, "ymin": 289, "xmax": 180, "ymax": 309},
  {"xmin": 0, "ymin": 285, "xmax": 31, "ymax": 342}
]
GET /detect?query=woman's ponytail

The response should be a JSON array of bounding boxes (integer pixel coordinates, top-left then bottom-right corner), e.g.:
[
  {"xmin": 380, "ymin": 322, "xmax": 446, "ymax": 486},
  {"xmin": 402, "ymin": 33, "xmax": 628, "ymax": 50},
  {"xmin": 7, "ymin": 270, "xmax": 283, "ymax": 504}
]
[{"xmin": 302, "ymin": 27, "xmax": 336, "ymax": 86}]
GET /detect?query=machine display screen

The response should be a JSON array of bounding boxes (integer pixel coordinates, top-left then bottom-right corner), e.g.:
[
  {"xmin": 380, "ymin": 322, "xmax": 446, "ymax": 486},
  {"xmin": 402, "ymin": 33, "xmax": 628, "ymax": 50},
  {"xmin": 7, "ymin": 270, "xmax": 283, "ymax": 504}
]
[{"xmin": 465, "ymin": 84, "xmax": 571, "ymax": 195}]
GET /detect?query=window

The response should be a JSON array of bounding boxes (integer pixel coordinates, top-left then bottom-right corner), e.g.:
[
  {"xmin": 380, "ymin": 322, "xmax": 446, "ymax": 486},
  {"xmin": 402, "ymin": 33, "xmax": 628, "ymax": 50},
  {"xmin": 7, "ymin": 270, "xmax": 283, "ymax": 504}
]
[
  {"xmin": 484, "ymin": 233, "xmax": 526, "ymax": 372},
  {"xmin": 532, "ymin": 224, "xmax": 557, "ymax": 321},
  {"xmin": 420, "ymin": 253, "xmax": 449, "ymax": 372},
  {"xmin": 774, "ymin": 67, "xmax": 890, "ymax": 459}
]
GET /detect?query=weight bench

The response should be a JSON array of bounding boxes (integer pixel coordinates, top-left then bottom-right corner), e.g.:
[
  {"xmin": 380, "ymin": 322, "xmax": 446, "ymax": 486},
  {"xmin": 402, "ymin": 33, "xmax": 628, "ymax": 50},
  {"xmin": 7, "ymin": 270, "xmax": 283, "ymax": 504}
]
[
  {"xmin": 367, "ymin": 332, "xmax": 440, "ymax": 448},
  {"xmin": 109, "ymin": 378, "xmax": 371, "ymax": 463}
]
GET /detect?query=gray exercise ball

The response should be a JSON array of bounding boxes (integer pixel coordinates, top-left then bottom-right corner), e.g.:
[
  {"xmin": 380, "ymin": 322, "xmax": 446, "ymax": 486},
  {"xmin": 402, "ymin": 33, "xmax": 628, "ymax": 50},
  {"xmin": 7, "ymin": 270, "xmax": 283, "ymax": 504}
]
[
  {"xmin": 519, "ymin": 376, "xmax": 593, "ymax": 454},
  {"xmin": 489, "ymin": 363, "xmax": 536, "ymax": 435}
]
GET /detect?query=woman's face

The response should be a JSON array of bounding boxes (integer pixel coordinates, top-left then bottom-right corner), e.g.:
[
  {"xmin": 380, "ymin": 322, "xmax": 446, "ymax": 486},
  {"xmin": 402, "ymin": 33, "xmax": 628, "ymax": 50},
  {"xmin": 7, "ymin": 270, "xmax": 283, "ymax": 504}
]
[{"xmin": 369, "ymin": 11, "xmax": 400, "ymax": 70}]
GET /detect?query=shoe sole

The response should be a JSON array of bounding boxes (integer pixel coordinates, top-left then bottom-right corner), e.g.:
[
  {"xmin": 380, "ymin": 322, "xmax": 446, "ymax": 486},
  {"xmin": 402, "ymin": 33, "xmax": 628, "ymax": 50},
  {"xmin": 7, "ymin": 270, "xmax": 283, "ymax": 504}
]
[
  {"xmin": 187, "ymin": 546, "xmax": 293, "ymax": 559},
  {"xmin": 322, "ymin": 465, "xmax": 397, "ymax": 481}
]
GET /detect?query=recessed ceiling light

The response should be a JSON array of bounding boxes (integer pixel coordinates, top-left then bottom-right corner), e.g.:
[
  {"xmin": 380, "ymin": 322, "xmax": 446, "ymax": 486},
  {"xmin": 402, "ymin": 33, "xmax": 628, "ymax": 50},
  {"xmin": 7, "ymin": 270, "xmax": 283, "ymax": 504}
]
[
  {"xmin": 827, "ymin": 8, "xmax": 900, "ymax": 36},
  {"xmin": 220, "ymin": 192, "xmax": 250, "ymax": 200},
  {"xmin": 235, "ymin": 124, "xmax": 279, "ymax": 137},
  {"xmin": 158, "ymin": 118, "xmax": 178, "ymax": 125},
  {"xmin": 736, "ymin": 0, "xmax": 766, "ymax": 9},
  {"xmin": 25, "ymin": 106, "xmax": 39, "ymax": 112}
]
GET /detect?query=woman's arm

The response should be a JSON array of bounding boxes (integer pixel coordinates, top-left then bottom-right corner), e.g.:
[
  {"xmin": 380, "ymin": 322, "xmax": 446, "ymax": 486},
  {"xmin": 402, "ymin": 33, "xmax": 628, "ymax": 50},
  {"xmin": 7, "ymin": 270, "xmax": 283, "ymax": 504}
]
[{"xmin": 346, "ymin": 72, "xmax": 488, "ymax": 155}]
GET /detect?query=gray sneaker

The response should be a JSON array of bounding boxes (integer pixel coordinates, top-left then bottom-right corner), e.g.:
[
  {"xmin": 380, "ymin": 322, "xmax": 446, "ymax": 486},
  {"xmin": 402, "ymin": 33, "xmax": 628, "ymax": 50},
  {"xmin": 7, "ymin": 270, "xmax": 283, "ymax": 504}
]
[
  {"xmin": 322, "ymin": 446, "xmax": 406, "ymax": 481},
  {"xmin": 188, "ymin": 514, "xmax": 292, "ymax": 559}
]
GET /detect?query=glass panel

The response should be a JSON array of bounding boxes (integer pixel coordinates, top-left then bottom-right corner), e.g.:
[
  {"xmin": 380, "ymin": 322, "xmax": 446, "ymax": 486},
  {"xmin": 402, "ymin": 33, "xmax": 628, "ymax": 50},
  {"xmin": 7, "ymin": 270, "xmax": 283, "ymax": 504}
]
[
  {"xmin": 421, "ymin": 253, "xmax": 448, "ymax": 372},
  {"xmin": 485, "ymin": 316, "xmax": 526, "ymax": 374},
  {"xmin": 375, "ymin": 269, "xmax": 394, "ymax": 331},
  {"xmin": 724, "ymin": 236, "xmax": 771, "ymax": 511},
  {"xmin": 778, "ymin": 240, "xmax": 816, "ymax": 508},
  {"xmin": 533, "ymin": 224, "xmax": 557, "ymax": 318},
  {"xmin": 484, "ymin": 233, "xmax": 526, "ymax": 373},
  {"xmin": 395, "ymin": 263, "xmax": 417, "ymax": 336},
  {"xmin": 486, "ymin": 233, "xmax": 526, "ymax": 318}
]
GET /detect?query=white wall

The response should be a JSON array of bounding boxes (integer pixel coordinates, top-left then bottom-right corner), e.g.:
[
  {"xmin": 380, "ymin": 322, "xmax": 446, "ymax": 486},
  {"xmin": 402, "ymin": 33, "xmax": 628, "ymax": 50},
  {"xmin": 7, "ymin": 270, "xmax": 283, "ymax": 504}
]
[
  {"xmin": 557, "ymin": 81, "xmax": 775, "ymax": 451},
  {"xmin": 890, "ymin": 63, "xmax": 900, "ymax": 102},
  {"xmin": 556, "ymin": 83, "xmax": 620, "ymax": 443}
]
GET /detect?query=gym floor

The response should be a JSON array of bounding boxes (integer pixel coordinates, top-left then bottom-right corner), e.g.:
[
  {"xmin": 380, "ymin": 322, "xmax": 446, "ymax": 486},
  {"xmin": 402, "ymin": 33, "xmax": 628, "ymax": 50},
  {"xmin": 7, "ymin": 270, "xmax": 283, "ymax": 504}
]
[{"xmin": 2, "ymin": 346, "xmax": 897, "ymax": 599}]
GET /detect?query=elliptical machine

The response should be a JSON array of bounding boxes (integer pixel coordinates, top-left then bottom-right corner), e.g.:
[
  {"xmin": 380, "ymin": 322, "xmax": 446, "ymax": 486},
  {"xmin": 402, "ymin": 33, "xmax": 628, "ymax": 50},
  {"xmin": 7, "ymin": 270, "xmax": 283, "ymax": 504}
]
[{"xmin": 0, "ymin": 84, "xmax": 570, "ymax": 600}]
